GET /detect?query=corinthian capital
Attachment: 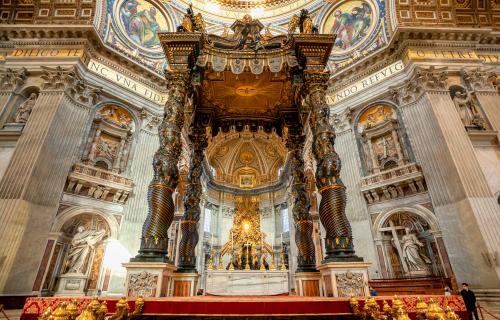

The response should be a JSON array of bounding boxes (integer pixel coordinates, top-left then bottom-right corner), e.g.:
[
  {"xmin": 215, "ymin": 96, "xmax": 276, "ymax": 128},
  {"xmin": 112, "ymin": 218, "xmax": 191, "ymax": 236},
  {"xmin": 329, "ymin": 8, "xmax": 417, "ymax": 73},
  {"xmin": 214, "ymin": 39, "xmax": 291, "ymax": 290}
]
[
  {"xmin": 0, "ymin": 67, "xmax": 28, "ymax": 91},
  {"xmin": 461, "ymin": 68, "xmax": 498, "ymax": 92},
  {"xmin": 391, "ymin": 66, "xmax": 449, "ymax": 106},
  {"xmin": 41, "ymin": 66, "xmax": 101, "ymax": 106}
]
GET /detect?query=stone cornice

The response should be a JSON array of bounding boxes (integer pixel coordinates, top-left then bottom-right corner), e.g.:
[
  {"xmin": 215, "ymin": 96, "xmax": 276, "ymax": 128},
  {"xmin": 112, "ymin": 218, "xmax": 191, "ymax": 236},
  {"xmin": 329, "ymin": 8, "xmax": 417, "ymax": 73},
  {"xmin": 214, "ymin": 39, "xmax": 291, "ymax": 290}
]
[
  {"xmin": 329, "ymin": 27, "xmax": 498, "ymax": 93},
  {"xmin": 0, "ymin": 24, "xmax": 167, "ymax": 87}
]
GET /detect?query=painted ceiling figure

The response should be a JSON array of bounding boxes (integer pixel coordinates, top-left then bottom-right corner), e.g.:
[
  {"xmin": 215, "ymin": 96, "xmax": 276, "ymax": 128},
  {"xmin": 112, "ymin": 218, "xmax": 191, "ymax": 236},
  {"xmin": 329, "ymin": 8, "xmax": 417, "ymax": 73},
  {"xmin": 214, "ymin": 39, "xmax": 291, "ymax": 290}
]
[
  {"xmin": 331, "ymin": 3, "xmax": 371, "ymax": 50},
  {"xmin": 121, "ymin": 0, "xmax": 162, "ymax": 47}
]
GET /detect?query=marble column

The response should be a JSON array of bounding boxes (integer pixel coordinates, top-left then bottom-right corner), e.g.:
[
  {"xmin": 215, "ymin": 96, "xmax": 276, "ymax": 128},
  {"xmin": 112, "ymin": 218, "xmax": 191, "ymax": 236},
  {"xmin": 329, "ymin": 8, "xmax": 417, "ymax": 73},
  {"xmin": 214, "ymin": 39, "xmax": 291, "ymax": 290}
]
[
  {"xmin": 305, "ymin": 71, "xmax": 362, "ymax": 262},
  {"xmin": 286, "ymin": 122, "xmax": 316, "ymax": 272},
  {"xmin": 0, "ymin": 66, "xmax": 99, "ymax": 293},
  {"xmin": 106, "ymin": 113, "xmax": 160, "ymax": 294},
  {"xmin": 394, "ymin": 66, "xmax": 500, "ymax": 287},
  {"xmin": 133, "ymin": 72, "xmax": 190, "ymax": 262},
  {"xmin": 332, "ymin": 113, "xmax": 379, "ymax": 275}
]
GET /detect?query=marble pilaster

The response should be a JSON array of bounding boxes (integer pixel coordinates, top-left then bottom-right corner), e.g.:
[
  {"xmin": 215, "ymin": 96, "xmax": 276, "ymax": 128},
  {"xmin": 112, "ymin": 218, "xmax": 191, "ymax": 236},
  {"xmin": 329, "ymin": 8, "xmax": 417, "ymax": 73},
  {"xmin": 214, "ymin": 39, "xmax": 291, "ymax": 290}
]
[
  {"xmin": 394, "ymin": 66, "xmax": 500, "ymax": 287},
  {"xmin": 0, "ymin": 66, "xmax": 99, "ymax": 293},
  {"xmin": 106, "ymin": 113, "xmax": 160, "ymax": 295},
  {"xmin": 333, "ymin": 119, "xmax": 379, "ymax": 276}
]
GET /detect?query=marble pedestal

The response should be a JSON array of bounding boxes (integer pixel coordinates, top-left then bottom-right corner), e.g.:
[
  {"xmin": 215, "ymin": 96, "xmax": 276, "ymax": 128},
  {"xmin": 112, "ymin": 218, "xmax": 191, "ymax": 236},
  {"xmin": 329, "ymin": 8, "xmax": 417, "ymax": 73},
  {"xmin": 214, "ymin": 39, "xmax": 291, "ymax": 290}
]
[
  {"xmin": 123, "ymin": 262, "xmax": 176, "ymax": 297},
  {"xmin": 55, "ymin": 273, "xmax": 87, "ymax": 296},
  {"xmin": 294, "ymin": 272, "xmax": 322, "ymax": 296},
  {"xmin": 172, "ymin": 272, "xmax": 199, "ymax": 296},
  {"xmin": 205, "ymin": 270, "xmax": 289, "ymax": 295},
  {"xmin": 318, "ymin": 261, "xmax": 371, "ymax": 297}
]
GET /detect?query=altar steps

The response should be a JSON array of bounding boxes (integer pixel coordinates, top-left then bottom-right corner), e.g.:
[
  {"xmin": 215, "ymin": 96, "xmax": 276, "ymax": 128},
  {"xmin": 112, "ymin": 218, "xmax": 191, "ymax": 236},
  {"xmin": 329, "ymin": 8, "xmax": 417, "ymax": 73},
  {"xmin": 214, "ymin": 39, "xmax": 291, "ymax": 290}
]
[{"xmin": 369, "ymin": 277, "xmax": 452, "ymax": 296}]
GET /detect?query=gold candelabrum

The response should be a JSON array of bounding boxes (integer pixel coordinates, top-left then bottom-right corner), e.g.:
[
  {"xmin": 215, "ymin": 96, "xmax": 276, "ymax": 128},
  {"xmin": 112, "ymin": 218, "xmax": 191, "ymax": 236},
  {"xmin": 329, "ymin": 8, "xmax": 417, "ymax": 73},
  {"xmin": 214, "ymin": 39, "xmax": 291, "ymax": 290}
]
[
  {"xmin": 39, "ymin": 296, "xmax": 144, "ymax": 320},
  {"xmin": 349, "ymin": 296, "xmax": 460, "ymax": 320}
]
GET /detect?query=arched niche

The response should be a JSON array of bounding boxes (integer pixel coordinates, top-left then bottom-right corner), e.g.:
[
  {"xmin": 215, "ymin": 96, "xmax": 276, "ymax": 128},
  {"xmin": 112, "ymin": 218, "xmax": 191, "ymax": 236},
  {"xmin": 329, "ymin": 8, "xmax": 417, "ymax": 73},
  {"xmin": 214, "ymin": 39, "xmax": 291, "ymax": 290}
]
[
  {"xmin": 372, "ymin": 206, "xmax": 452, "ymax": 280},
  {"xmin": 353, "ymin": 103, "xmax": 412, "ymax": 175},
  {"xmin": 81, "ymin": 103, "xmax": 136, "ymax": 174},
  {"xmin": 40, "ymin": 207, "xmax": 119, "ymax": 296},
  {"xmin": 449, "ymin": 84, "xmax": 490, "ymax": 131},
  {"xmin": 1, "ymin": 86, "xmax": 40, "ymax": 130}
]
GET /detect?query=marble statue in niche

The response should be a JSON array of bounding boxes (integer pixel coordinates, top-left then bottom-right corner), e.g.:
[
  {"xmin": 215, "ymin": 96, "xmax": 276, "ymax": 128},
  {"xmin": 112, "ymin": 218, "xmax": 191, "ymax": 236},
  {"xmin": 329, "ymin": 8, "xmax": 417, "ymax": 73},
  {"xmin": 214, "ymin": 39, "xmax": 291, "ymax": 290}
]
[
  {"xmin": 64, "ymin": 226, "xmax": 106, "ymax": 274},
  {"xmin": 379, "ymin": 212, "xmax": 441, "ymax": 278},
  {"xmin": 450, "ymin": 87, "xmax": 486, "ymax": 131},
  {"xmin": 399, "ymin": 228, "xmax": 432, "ymax": 273},
  {"xmin": 14, "ymin": 92, "xmax": 37, "ymax": 124}
]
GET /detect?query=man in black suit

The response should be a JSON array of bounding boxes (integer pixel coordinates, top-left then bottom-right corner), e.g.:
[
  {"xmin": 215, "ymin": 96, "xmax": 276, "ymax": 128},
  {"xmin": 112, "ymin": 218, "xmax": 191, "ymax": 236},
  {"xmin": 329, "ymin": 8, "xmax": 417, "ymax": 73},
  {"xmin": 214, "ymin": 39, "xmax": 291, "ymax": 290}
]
[{"xmin": 460, "ymin": 283, "xmax": 480, "ymax": 320}]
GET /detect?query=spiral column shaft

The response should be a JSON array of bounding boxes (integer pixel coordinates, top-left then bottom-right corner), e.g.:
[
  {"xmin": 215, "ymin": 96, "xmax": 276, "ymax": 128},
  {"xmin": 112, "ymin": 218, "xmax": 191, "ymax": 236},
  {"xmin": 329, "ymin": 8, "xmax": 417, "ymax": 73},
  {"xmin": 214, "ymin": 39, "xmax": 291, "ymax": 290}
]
[
  {"xmin": 287, "ymin": 124, "xmax": 317, "ymax": 272},
  {"xmin": 305, "ymin": 72, "xmax": 362, "ymax": 262},
  {"xmin": 133, "ymin": 73, "xmax": 190, "ymax": 262},
  {"xmin": 177, "ymin": 125, "xmax": 208, "ymax": 272}
]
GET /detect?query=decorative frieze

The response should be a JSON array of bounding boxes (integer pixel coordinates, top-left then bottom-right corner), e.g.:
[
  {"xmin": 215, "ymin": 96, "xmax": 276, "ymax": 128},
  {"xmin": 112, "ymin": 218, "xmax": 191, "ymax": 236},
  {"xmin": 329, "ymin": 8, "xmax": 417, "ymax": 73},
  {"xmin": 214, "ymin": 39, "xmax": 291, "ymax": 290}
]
[
  {"xmin": 360, "ymin": 163, "xmax": 426, "ymax": 204},
  {"xmin": 66, "ymin": 163, "xmax": 133, "ymax": 204}
]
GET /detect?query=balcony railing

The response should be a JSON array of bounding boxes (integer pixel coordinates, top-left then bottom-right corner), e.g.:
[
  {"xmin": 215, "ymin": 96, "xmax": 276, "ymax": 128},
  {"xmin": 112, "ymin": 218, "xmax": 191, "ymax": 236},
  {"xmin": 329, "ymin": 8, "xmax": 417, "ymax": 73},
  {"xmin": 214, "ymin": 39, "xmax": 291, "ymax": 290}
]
[{"xmin": 66, "ymin": 162, "xmax": 133, "ymax": 204}]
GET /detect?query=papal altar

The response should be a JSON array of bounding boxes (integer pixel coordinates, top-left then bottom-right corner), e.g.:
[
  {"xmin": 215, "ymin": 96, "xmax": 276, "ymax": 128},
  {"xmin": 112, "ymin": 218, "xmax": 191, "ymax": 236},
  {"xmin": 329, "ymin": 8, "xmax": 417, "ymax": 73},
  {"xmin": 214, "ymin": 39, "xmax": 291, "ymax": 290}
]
[{"xmin": 205, "ymin": 270, "xmax": 289, "ymax": 295}]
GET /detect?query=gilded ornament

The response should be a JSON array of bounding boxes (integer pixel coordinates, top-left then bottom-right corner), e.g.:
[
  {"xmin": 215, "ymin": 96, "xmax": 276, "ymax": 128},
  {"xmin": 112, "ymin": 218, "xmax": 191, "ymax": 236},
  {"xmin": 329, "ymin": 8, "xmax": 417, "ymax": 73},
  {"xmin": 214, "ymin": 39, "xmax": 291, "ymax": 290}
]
[
  {"xmin": 395, "ymin": 307, "xmax": 411, "ymax": 320},
  {"xmin": 445, "ymin": 305, "xmax": 460, "ymax": 320},
  {"xmin": 75, "ymin": 305, "xmax": 95, "ymax": 320},
  {"xmin": 66, "ymin": 301, "xmax": 78, "ymax": 320},
  {"xmin": 416, "ymin": 297, "xmax": 428, "ymax": 318},
  {"xmin": 96, "ymin": 301, "xmax": 107, "ymax": 320},
  {"xmin": 132, "ymin": 297, "xmax": 144, "ymax": 316},
  {"xmin": 50, "ymin": 303, "xmax": 69, "ymax": 320},
  {"xmin": 425, "ymin": 298, "xmax": 445, "ymax": 320}
]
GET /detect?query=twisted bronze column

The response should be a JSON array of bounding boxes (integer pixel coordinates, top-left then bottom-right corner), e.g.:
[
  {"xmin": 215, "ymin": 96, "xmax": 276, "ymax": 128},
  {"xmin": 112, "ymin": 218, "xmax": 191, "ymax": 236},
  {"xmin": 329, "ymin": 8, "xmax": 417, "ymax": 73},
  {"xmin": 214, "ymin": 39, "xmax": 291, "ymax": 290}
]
[
  {"xmin": 176, "ymin": 124, "xmax": 208, "ymax": 272},
  {"xmin": 305, "ymin": 72, "xmax": 362, "ymax": 262},
  {"xmin": 133, "ymin": 73, "xmax": 190, "ymax": 262},
  {"xmin": 286, "ymin": 123, "xmax": 317, "ymax": 272}
]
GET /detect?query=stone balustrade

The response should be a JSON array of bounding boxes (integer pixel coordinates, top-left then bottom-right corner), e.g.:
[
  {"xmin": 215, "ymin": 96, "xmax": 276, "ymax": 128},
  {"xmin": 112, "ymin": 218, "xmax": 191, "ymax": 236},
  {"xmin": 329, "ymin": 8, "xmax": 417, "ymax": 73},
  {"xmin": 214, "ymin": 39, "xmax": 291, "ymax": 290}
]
[
  {"xmin": 360, "ymin": 163, "xmax": 426, "ymax": 204},
  {"xmin": 65, "ymin": 162, "xmax": 133, "ymax": 204}
]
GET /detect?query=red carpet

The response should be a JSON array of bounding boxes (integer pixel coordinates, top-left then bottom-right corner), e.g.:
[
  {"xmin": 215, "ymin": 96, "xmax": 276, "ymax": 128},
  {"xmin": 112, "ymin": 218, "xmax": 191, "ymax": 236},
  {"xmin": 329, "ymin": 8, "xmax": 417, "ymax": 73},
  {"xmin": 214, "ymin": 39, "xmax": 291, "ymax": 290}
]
[{"xmin": 20, "ymin": 295, "xmax": 466, "ymax": 319}]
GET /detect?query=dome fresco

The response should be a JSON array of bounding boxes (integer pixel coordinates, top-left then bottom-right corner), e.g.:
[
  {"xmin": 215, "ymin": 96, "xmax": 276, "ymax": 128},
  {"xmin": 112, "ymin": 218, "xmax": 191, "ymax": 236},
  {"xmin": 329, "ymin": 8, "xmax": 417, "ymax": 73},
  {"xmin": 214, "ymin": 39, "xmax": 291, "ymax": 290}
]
[{"xmin": 96, "ymin": 0, "xmax": 390, "ymax": 76}]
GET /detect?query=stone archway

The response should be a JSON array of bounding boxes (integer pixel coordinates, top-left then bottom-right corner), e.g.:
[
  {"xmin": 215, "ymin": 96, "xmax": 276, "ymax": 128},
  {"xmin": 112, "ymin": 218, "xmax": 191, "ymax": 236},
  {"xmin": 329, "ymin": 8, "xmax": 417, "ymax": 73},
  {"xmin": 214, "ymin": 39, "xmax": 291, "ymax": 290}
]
[
  {"xmin": 372, "ymin": 206, "xmax": 450, "ymax": 279},
  {"xmin": 46, "ymin": 207, "xmax": 119, "ymax": 296}
]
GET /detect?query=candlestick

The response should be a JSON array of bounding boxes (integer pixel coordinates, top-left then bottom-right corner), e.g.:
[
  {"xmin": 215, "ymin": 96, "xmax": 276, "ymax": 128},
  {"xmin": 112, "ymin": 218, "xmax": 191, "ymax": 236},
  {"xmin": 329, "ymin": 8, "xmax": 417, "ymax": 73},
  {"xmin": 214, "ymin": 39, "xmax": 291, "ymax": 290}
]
[
  {"xmin": 211, "ymin": 233, "xmax": 214, "ymax": 250},
  {"xmin": 207, "ymin": 251, "xmax": 213, "ymax": 271},
  {"xmin": 245, "ymin": 241, "xmax": 250, "ymax": 271},
  {"xmin": 270, "ymin": 252, "xmax": 276, "ymax": 271}
]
